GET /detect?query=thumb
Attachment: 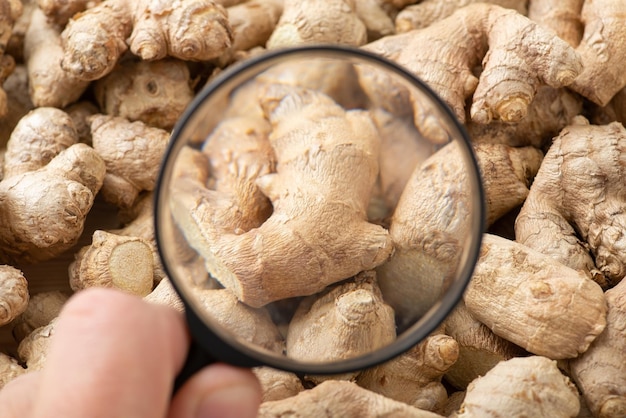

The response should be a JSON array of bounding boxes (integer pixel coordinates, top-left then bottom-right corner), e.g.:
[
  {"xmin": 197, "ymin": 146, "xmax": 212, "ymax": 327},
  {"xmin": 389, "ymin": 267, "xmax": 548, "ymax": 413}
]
[{"xmin": 168, "ymin": 363, "xmax": 262, "ymax": 418}]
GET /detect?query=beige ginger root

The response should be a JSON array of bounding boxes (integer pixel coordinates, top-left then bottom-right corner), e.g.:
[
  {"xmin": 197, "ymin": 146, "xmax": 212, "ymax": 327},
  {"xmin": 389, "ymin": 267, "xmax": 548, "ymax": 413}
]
[
  {"xmin": 0, "ymin": 265, "xmax": 28, "ymax": 326},
  {"xmin": 143, "ymin": 277, "xmax": 184, "ymax": 313},
  {"xmin": 0, "ymin": 352, "xmax": 26, "ymax": 389},
  {"xmin": 172, "ymin": 86, "xmax": 392, "ymax": 307},
  {"xmin": 93, "ymin": 58, "xmax": 195, "ymax": 131},
  {"xmin": 395, "ymin": 0, "xmax": 528, "ymax": 32},
  {"xmin": 356, "ymin": 333, "xmax": 459, "ymax": 412},
  {"xmin": 364, "ymin": 3, "xmax": 582, "ymax": 125},
  {"xmin": 253, "ymin": 367, "xmax": 305, "ymax": 402},
  {"xmin": 258, "ymin": 380, "xmax": 445, "ymax": 418},
  {"xmin": 24, "ymin": 8, "xmax": 90, "ymax": 108},
  {"xmin": 570, "ymin": 276, "xmax": 626, "ymax": 418},
  {"xmin": 266, "ymin": 0, "xmax": 367, "ymax": 48},
  {"xmin": 11, "ymin": 290, "xmax": 69, "ymax": 342},
  {"xmin": 456, "ymin": 356, "xmax": 580, "ymax": 418},
  {"xmin": 0, "ymin": 143, "xmax": 105, "ymax": 263},
  {"xmin": 528, "ymin": 0, "xmax": 584, "ymax": 47},
  {"xmin": 0, "ymin": 0, "xmax": 22, "ymax": 117},
  {"xmin": 464, "ymin": 233, "xmax": 607, "ymax": 359},
  {"xmin": 60, "ymin": 0, "xmax": 233, "ymax": 81},
  {"xmin": 37, "ymin": 0, "xmax": 101, "ymax": 26},
  {"xmin": 442, "ymin": 301, "xmax": 525, "ymax": 390},
  {"xmin": 17, "ymin": 319, "xmax": 55, "ymax": 371},
  {"xmin": 286, "ymin": 272, "xmax": 395, "ymax": 380},
  {"xmin": 226, "ymin": 0, "xmax": 283, "ymax": 54},
  {"xmin": 90, "ymin": 114, "xmax": 170, "ymax": 208},
  {"xmin": 515, "ymin": 118, "xmax": 626, "ymax": 288}
]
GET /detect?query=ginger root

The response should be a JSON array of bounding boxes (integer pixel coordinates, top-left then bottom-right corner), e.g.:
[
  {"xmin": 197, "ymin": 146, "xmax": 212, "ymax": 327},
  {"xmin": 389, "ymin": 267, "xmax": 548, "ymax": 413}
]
[
  {"xmin": 570, "ymin": 276, "xmax": 626, "ymax": 418},
  {"xmin": 457, "ymin": 356, "xmax": 580, "ymax": 418},
  {"xmin": 17, "ymin": 319, "xmax": 55, "ymax": 371},
  {"xmin": 11, "ymin": 290, "xmax": 69, "ymax": 342},
  {"xmin": 60, "ymin": 0, "xmax": 233, "ymax": 81},
  {"xmin": 515, "ymin": 118, "xmax": 626, "ymax": 288},
  {"xmin": 464, "ymin": 233, "xmax": 607, "ymax": 359},
  {"xmin": 0, "ymin": 265, "xmax": 28, "ymax": 326},
  {"xmin": 528, "ymin": 0, "xmax": 584, "ymax": 47},
  {"xmin": 0, "ymin": 352, "xmax": 26, "ymax": 389},
  {"xmin": 253, "ymin": 367, "xmax": 305, "ymax": 402}
]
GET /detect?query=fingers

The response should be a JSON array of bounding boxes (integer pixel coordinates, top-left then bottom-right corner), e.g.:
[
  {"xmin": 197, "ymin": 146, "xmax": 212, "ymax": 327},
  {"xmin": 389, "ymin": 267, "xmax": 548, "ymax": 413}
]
[
  {"xmin": 30, "ymin": 288, "xmax": 189, "ymax": 418},
  {"xmin": 0, "ymin": 371, "xmax": 41, "ymax": 418},
  {"xmin": 168, "ymin": 363, "xmax": 262, "ymax": 418}
]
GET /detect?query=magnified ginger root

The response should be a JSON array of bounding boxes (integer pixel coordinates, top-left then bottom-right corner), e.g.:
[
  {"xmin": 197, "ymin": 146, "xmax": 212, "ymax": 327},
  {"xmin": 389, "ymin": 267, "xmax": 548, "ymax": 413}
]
[
  {"xmin": 528, "ymin": 0, "xmax": 583, "ymax": 47},
  {"xmin": 515, "ymin": 118, "xmax": 626, "ymax": 289},
  {"xmin": 258, "ymin": 380, "xmax": 445, "ymax": 418},
  {"xmin": 93, "ymin": 58, "xmax": 195, "ymax": 131},
  {"xmin": 266, "ymin": 0, "xmax": 366, "ymax": 48},
  {"xmin": 0, "ymin": 352, "xmax": 26, "ymax": 389},
  {"xmin": 0, "ymin": 265, "xmax": 28, "ymax": 326},
  {"xmin": 173, "ymin": 86, "xmax": 392, "ymax": 307},
  {"xmin": 11, "ymin": 290, "xmax": 69, "ymax": 342},
  {"xmin": 60, "ymin": 0, "xmax": 233, "ymax": 81},
  {"xmin": 253, "ymin": 367, "xmax": 305, "ymax": 402},
  {"xmin": 286, "ymin": 272, "xmax": 395, "ymax": 382},
  {"xmin": 395, "ymin": 0, "xmax": 528, "ymax": 32},
  {"xmin": 0, "ymin": 143, "xmax": 105, "ymax": 263},
  {"xmin": 37, "ymin": 0, "xmax": 102, "ymax": 26},
  {"xmin": 364, "ymin": 3, "xmax": 582, "ymax": 125},
  {"xmin": 442, "ymin": 301, "xmax": 526, "ymax": 390},
  {"xmin": 24, "ymin": 8, "xmax": 90, "ymax": 108},
  {"xmin": 464, "ymin": 233, "xmax": 607, "ymax": 359},
  {"xmin": 569, "ymin": 277, "xmax": 626, "ymax": 418},
  {"xmin": 456, "ymin": 356, "xmax": 580, "ymax": 418},
  {"xmin": 356, "ymin": 333, "xmax": 459, "ymax": 412},
  {"xmin": 90, "ymin": 114, "xmax": 170, "ymax": 208}
]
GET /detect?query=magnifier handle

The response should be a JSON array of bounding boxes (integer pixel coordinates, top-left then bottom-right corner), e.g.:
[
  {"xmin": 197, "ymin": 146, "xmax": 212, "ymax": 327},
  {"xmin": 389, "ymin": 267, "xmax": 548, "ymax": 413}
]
[{"xmin": 173, "ymin": 340, "xmax": 216, "ymax": 393}]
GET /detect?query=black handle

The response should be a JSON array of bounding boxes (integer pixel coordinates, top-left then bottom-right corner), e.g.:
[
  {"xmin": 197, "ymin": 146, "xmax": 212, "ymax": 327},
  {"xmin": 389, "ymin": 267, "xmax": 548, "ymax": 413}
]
[{"xmin": 173, "ymin": 339, "xmax": 216, "ymax": 393}]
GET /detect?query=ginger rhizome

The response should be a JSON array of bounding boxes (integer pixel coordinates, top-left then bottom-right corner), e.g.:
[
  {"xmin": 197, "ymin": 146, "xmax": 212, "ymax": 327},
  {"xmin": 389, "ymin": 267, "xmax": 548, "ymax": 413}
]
[
  {"xmin": 0, "ymin": 265, "xmax": 28, "ymax": 326},
  {"xmin": 0, "ymin": 0, "xmax": 23, "ymax": 117},
  {"xmin": 364, "ymin": 3, "xmax": 581, "ymax": 125},
  {"xmin": 173, "ymin": 86, "xmax": 392, "ymax": 307},
  {"xmin": 60, "ymin": 0, "xmax": 233, "ymax": 81},
  {"xmin": 0, "ymin": 352, "xmax": 25, "ymax": 389},
  {"xmin": 11, "ymin": 290, "xmax": 68, "ymax": 342},
  {"xmin": 516, "ymin": 118, "xmax": 626, "ymax": 288}
]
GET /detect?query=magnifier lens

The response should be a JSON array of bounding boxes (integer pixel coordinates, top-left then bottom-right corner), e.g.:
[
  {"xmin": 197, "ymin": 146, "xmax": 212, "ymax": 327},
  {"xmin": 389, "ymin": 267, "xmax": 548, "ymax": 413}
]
[{"xmin": 155, "ymin": 46, "xmax": 484, "ymax": 375}]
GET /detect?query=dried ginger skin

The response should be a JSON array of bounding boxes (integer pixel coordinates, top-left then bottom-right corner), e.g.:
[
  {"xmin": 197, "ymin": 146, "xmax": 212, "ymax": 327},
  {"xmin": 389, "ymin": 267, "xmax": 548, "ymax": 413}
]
[
  {"xmin": 364, "ymin": 3, "xmax": 582, "ymax": 125},
  {"xmin": 464, "ymin": 234, "xmax": 607, "ymax": 359},
  {"xmin": 61, "ymin": 0, "xmax": 232, "ymax": 81},
  {"xmin": 0, "ymin": 143, "xmax": 106, "ymax": 263},
  {"xmin": 516, "ymin": 120, "xmax": 626, "ymax": 288},
  {"xmin": 457, "ymin": 356, "xmax": 580, "ymax": 418},
  {"xmin": 570, "ymin": 278, "xmax": 626, "ymax": 418},
  {"xmin": 172, "ymin": 87, "xmax": 392, "ymax": 307},
  {"xmin": 0, "ymin": 352, "xmax": 26, "ymax": 389},
  {"xmin": 266, "ymin": 0, "xmax": 367, "ymax": 48},
  {"xmin": 253, "ymin": 367, "xmax": 304, "ymax": 402},
  {"xmin": 0, "ymin": 265, "xmax": 28, "ymax": 326},
  {"xmin": 258, "ymin": 380, "xmax": 445, "ymax": 418},
  {"xmin": 569, "ymin": 0, "xmax": 626, "ymax": 106},
  {"xmin": 528, "ymin": 0, "xmax": 584, "ymax": 47}
]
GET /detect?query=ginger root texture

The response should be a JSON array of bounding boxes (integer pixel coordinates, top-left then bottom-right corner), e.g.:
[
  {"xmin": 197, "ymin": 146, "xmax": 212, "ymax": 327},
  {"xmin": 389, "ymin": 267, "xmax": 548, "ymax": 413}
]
[{"xmin": 0, "ymin": 265, "xmax": 28, "ymax": 326}]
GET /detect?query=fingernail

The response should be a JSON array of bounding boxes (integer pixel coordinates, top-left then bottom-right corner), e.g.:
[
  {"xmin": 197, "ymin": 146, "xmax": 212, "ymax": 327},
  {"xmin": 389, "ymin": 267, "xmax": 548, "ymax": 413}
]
[{"xmin": 194, "ymin": 384, "xmax": 260, "ymax": 418}]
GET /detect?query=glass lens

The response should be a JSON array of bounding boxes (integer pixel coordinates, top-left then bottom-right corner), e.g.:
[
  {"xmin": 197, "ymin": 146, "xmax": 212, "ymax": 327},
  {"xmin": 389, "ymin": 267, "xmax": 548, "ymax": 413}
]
[{"xmin": 155, "ymin": 46, "xmax": 484, "ymax": 374}]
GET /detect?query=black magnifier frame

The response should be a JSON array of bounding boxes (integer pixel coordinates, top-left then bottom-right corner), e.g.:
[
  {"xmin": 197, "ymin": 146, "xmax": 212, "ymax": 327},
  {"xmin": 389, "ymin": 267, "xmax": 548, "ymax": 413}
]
[{"xmin": 153, "ymin": 44, "xmax": 486, "ymax": 389}]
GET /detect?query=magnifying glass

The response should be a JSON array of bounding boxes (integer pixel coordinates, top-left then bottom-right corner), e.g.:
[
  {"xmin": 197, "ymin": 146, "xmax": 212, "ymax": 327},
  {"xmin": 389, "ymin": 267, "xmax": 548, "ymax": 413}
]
[{"xmin": 153, "ymin": 45, "xmax": 485, "ymax": 390}]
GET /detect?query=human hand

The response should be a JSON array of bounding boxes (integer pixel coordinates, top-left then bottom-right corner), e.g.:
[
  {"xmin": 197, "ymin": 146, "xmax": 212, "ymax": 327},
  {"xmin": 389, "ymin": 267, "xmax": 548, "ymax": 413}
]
[{"xmin": 0, "ymin": 288, "xmax": 262, "ymax": 418}]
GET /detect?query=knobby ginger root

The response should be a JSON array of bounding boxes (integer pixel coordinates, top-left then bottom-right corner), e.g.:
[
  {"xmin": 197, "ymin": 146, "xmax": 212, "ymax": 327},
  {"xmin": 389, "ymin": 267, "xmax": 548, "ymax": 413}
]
[
  {"xmin": 0, "ymin": 265, "xmax": 28, "ymax": 326},
  {"xmin": 464, "ymin": 233, "xmax": 607, "ymax": 359},
  {"xmin": 17, "ymin": 319, "xmax": 55, "ymax": 371},
  {"xmin": 0, "ymin": 352, "xmax": 25, "ymax": 389},
  {"xmin": 143, "ymin": 277, "xmax": 184, "ymax": 313},
  {"xmin": 0, "ymin": 0, "xmax": 22, "ymax": 117},
  {"xmin": 352, "ymin": 0, "xmax": 397, "ymax": 41},
  {"xmin": 266, "ymin": 0, "xmax": 366, "ymax": 48},
  {"xmin": 90, "ymin": 114, "xmax": 170, "ymax": 208},
  {"xmin": 442, "ymin": 301, "xmax": 525, "ymax": 390},
  {"xmin": 24, "ymin": 8, "xmax": 90, "ymax": 108},
  {"xmin": 37, "ymin": 0, "xmax": 101, "ymax": 26},
  {"xmin": 364, "ymin": 3, "xmax": 582, "ymax": 125},
  {"xmin": 11, "ymin": 290, "xmax": 69, "ymax": 342},
  {"xmin": 173, "ymin": 86, "xmax": 392, "ymax": 307},
  {"xmin": 395, "ymin": 0, "xmax": 528, "ymax": 32},
  {"xmin": 286, "ymin": 272, "xmax": 395, "ymax": 381},
  {"xmin": 60, "ymin": 0, "xmax": 233, "ymax": 81},
  {"xmin": 93, "ymin": 58, "xmax": 194, "ymax": 131},
  {"xmin": 457, "ymin": 356, "xmax": 580, "ymax": 418},
  {"xmin": 0, "ymin": 143, "xmax": 105, "ymax": 263},
  {"xmin": 570, "ymin": 277, "xmax": 626, "ymax": 418},
  {"xmin": 258, "ymin": 380, "xmax": 445, "ymax": 418},
  {"xmin": 0, "ymin": 65, "xmax": 33, "ymax": 147},
  {"xmin": 515, "ymin": 118, "xmax": 626, "ymax": 288},
  {"xmin": 226, "ymin": 0, "xmax": 283, "ymax": 54},
  {"xmin": 6, "ymin": 0, "xmax": 33, "ymax": 61},
  {"xmin": 253, "ymin": 367, "xmax": 305, "ymax": 402},
  {"xmin": 69, "ymin": 230, "xmax": 154, "ymax": 297},
  {"xmin": 569, "ymin": 0, "xmax": 626, "ymax": 106},
  {"xmin": 528, "ymin": 0, "xmax": 583, "ymax": 47},
  {"xmin": 356, "ymin": 333, "xmax": 459, "ymax": 412},
  {"xmin": 3, "ymin": 107, "xmax": 78, "ymax": 179}
]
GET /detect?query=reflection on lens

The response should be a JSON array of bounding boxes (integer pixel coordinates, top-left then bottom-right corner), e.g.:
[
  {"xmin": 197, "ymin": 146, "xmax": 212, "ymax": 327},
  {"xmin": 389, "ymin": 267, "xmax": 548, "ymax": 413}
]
[{"xmin": 156, "ymin": 46, "xmax": 483, "ymax": 372}]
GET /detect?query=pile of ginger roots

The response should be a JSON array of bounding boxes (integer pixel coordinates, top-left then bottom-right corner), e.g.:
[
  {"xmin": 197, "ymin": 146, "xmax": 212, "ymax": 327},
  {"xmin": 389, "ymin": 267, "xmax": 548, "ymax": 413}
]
[{"xmin": 1, "ymin": 0, "xmax": 626, "ymax": 417}]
